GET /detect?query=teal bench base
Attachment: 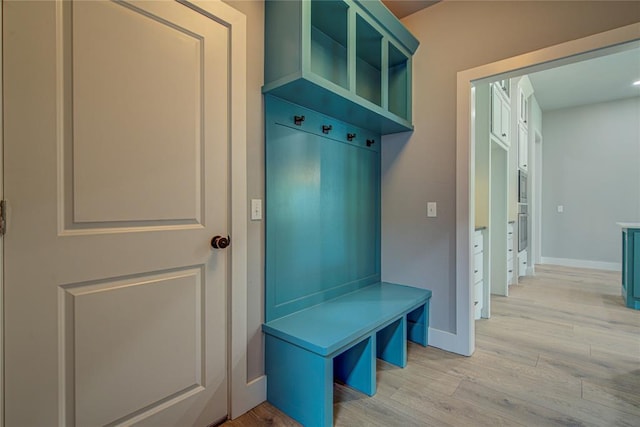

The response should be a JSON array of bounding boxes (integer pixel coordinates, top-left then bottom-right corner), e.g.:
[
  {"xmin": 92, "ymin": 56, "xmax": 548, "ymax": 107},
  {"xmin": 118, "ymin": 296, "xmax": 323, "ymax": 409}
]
[{"xmin": 263, "ymin": 282, "xmax": 431, "ymax": 427}]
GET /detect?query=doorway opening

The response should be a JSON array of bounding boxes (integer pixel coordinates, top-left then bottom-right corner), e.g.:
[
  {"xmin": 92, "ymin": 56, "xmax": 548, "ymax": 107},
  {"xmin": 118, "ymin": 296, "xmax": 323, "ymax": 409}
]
[{"xmin": 455, "ymin": 23, "xmax": 639, "ymax": 356}]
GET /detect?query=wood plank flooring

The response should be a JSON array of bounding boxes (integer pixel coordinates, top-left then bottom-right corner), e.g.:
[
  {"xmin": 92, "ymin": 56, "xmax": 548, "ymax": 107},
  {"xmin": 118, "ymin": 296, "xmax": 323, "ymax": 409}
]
[{"xmin": 223, "ymin": 265, "xmax": 640, "ymax": 426}]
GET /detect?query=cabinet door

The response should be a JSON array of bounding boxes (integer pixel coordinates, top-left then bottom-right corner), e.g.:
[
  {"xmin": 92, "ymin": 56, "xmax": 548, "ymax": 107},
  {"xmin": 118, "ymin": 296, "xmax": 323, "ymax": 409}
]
[
  {"xmin": 474, "ymin": 281, "xmax": 483, "ymax": 319},
  {"xmin": 633, "ymin": 231, "xmax": 640, "ymax": 298},
  {"xmin": 499, "ymin": 79, "xmax": 510, "ymax": 97},
  {"xmin": 518, "ymin": 88, "xmax": 529, "ymax": 124},
  {"xmin": 518, "ymin": 251, "xmax": 528, "ymax": 277},
  {"xmin": 500, "ymin": 101, "xmax": 511, "ymax": 144},
  {"xmin": 518, "ymin": 124, "xmax": 528, "ymax": 171},
  {"xmin": 491, "ymin": 85, "xmax": 502, "ymax": 138}
]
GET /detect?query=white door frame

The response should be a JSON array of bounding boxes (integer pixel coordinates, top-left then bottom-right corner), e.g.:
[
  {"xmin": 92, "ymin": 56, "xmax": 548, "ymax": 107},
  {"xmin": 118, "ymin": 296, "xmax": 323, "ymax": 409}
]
[
  {"xmin": 186, "ymin": 0, "xmax": 267, "ymax": 418},
  {"xmin": 0, "ymin": 2, "xmax": 4, "ymax": 425},
  {"xmin": 454, "ymin": 23, "xmax": 640, "ymax": 356},
  {"xmin": 0, "ymin": 0, "xmax": 264, "ymax": 423},
  {"xmin": 185, "ymin": 0, "xmax": 267, "ymax": 418}
]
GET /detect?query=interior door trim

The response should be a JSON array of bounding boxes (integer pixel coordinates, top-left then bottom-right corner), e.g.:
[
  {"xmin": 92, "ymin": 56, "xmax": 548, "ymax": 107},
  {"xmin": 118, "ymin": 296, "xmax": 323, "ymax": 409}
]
[{"xmin": 181, "ymin": 0, "xmax": 267, "ymax": 419}]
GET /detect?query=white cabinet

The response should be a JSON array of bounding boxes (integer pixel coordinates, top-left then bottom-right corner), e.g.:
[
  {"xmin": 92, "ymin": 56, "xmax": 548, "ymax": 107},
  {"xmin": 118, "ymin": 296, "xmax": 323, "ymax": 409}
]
[
  {"xmin": 518, "ymin": 249, "xmax": 528, "ymax": 278},
  {"xmin": 507, "ymin": 222, "xmax": 515, "ymax": 285},
  {"xmin": 517, "ymin": 83, "xmax": 529, "ymax": 172},
  {"xmin": 518, "ymin": 123, "xmax": 528, "ymax": 172},
  {"xmin": 474, "ymin": 229, "xmax": 484, "ymax": 320},
  {"xmin": 491, "ymin": 83, "xmax": 511, "ymax": 146}
]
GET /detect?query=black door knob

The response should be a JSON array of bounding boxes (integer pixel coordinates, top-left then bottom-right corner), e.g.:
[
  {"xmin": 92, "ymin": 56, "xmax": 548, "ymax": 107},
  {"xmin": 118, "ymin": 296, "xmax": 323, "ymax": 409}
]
[{"xmin": 211, "ymin": 235, "xmax": 230, "ymax": 249}]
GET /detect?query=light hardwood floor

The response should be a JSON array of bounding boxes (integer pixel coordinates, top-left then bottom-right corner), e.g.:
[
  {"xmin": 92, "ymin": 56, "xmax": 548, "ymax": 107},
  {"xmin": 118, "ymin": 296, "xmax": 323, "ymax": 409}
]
[{"xmin": 224, "ymin": 265, "xmax": 640, "ymax": 426}]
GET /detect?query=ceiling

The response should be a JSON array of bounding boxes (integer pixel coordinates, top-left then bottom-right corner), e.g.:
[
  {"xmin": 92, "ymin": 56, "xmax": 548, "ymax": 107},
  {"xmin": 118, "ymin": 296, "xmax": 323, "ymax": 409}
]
[
  {"xmin": 528, "ymin": 46, "xmax": 640, "ymax": 111},
  {"xmin": 381, "ymin": 0, "xmax": 439, "ymax": 19}
]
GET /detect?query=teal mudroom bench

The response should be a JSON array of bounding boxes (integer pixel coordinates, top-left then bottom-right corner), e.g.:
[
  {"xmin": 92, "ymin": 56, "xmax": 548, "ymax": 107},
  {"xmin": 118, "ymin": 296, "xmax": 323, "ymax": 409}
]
[
  {"xmin": 262, "ymin": 1, "xmax": 424, "ymax": 425},
  {"xmin": 262, "ymin": 282, "xmax": 431, "ymax": 427}
]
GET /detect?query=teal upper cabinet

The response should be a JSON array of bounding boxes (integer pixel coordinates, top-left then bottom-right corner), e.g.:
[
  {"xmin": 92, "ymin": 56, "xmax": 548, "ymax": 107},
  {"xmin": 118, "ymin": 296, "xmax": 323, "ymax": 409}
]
[{"xmin": 263, "ymin": 0, "xmax": 419, "ymax": 135}]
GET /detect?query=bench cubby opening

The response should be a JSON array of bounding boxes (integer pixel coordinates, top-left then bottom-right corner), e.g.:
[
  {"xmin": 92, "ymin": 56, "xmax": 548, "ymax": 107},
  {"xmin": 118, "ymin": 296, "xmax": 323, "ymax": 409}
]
[{"xmin": 334, "ymin": 336, "xmax": 376, "ymax": 396}]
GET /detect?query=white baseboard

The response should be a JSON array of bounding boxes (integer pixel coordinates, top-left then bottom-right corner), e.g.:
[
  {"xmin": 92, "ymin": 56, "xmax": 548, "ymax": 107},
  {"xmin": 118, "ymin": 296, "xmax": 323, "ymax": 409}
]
[
  {"xmin": 428, "ymin": 327, "xmax": 472, "ymax": 356},
  {"xmin": 540, "ymin": 256, "xmax": 621, "ymax": 272},
  {"xmin": 231, "ymin": 375, "xmax": 266, "ymax": 419}
]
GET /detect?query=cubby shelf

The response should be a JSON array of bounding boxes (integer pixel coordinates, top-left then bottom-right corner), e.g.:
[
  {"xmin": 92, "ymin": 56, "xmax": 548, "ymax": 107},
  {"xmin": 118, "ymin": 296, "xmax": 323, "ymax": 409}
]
[{"xmin": 263, "ymin": 0, "xmax": 419, "ymax": 135}]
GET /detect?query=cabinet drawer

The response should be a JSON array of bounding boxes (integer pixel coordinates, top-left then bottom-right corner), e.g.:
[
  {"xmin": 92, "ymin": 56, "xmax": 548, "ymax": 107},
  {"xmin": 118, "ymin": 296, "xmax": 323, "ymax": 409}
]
[
  {"xmin": 474, "ymin": 253, "xmax": 483, "ymax": 283},
  {"xmin": 474, "ymin": 231, "xmax": 484, "ymax": 254},
  {"xmin": 474, "ymin": 280, "xmax": 483, "ymax": 321},
  {"xmin": 519, "ymin": 256, "xmax": 527, "ymax": 276},
  {"xmin": 474, "ymin": 281, "xmax": 483, "ymax": 304}
]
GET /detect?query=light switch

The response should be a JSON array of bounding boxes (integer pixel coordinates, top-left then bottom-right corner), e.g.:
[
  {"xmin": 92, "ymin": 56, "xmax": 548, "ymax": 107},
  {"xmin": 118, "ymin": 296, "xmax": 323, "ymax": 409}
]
[
  {"xmin": 251, "ymin": 199, "xmax": 263, "ymax": 220},
  {"xmin": 427, "ymin": 202, "xmax": 437, "ymax": 218},
  {"xmin": 557, "ymin": 205, "xmax": 564, "ymax": 213}
]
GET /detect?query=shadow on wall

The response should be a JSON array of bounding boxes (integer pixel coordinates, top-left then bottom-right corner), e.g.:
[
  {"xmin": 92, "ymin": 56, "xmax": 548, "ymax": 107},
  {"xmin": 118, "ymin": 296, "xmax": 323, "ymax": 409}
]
[{"xmin": 381, "ymin": 131, "xmax": 412, "ymax": 177}]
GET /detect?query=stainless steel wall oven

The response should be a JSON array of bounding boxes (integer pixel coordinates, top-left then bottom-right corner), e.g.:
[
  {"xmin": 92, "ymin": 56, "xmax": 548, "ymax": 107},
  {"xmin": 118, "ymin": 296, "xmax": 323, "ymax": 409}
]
[{"xmin": 518, "ymin": 205, "xmax": 528, "ymax": 252}]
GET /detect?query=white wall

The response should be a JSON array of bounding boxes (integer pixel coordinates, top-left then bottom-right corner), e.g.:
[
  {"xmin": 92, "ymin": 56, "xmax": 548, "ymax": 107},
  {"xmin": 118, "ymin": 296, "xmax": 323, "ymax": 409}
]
[
  {"xmin": 381, "ymin": 1, "xmax": 640, "ymax": 334},
  {"xmin": 541, "ymin": 97, "xmax": 640, "ymax": 268}
]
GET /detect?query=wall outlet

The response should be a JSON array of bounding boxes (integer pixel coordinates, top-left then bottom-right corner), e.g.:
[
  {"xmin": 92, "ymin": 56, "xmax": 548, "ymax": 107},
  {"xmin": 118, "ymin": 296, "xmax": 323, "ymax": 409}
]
[
  {"xmin": 251, "ymin": 199, "xmax": 263, "ymax": 220},
  {"xmin": 427, "ymin": 202, "xmax": 437, "ymax": 217},
  {"xmin": 557, "ymin": 205, "xmax": 564, "ymax": 213}
]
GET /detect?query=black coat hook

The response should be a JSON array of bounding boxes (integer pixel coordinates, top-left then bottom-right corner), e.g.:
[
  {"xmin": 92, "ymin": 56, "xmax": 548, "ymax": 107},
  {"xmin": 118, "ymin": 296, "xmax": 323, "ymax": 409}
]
[
  {"xmin": 322, "ymin": 124, "xmax": 332, "ymax": 134},
  {"xmin": 366, "ymin": 139, "xmax": 375, "ymax": 147},
  {"xmin": 294, "ymin": 115, "xmax": 305, "ymax": 126},
  {"xmin": 347, "ymin": 133, "xmax": 356, "ymax": 141}
]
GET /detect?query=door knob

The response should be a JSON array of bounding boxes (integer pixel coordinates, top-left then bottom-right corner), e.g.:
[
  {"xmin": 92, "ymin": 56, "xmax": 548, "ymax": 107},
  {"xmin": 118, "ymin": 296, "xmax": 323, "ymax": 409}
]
[{"xmin": 211, "ymin": 235, "xmax": 230, "ymax": 249}]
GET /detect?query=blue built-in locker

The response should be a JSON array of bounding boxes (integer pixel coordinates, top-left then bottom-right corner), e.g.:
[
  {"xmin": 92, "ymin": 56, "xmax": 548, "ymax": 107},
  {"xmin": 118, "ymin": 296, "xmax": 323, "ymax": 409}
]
[{"xmin": 261, "ymin": 3, "xmax": 425, "ymax": 425}]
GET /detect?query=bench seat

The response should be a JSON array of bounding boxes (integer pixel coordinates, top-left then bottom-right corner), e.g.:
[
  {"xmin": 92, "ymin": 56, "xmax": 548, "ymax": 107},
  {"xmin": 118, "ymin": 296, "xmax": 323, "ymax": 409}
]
[{"xmin": 262, "ymin": 282, "xmax": 431, "ymax": 427}]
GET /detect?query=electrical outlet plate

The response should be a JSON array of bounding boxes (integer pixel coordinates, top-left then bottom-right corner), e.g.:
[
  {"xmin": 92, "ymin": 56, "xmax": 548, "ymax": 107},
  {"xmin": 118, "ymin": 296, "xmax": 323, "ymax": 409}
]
[
  {"xmin": 251, "ymin": 199, "xmax": 263, "ymax": 220},
  {"xmin": 427, "ymin": 202, "xmax": 437, "ymax": 218}
]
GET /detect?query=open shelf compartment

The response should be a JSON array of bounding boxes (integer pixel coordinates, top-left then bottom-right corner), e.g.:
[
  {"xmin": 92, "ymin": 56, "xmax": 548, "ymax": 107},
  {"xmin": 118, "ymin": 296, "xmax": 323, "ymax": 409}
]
[
  {"xmin": 355, "ymin": 14, "xmax": 382, "ymax": 106},
  {"xmin": 311, "ymin": 0, "xmax": 349, "ymax": 89},
  {"xmin": 388, "ymin": 42, "xmax": 409, "ymax": 120}
]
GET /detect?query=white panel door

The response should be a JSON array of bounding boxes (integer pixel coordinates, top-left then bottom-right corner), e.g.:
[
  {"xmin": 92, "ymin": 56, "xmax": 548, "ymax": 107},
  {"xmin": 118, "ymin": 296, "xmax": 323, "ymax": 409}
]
[{"xmin": 3, "ymin": 1, "xmax": 231, "ymax": 425}]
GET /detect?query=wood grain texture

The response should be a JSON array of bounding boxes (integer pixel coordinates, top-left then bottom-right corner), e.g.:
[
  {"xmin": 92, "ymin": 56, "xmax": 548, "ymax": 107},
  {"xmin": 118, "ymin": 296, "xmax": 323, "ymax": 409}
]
[{"xmin": 224, "ymin": 265, "xmax": 640, "ymax": 426}]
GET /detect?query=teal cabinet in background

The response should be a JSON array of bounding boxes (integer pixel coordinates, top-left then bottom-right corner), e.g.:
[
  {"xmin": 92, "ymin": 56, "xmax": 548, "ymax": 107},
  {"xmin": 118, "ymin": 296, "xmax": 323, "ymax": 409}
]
[
  {"xmin": 263, "ymin": 0, "xmax": 419, "ymax": 134},
  {"xmin": 620, "ymin": 223, "xmax": 640, "ymax": 309}
]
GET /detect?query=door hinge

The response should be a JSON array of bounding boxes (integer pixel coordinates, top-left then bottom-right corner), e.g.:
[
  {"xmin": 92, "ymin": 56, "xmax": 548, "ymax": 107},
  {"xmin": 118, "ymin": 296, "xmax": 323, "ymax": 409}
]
[{"xmin": 0, "ymin": 200, "xmax": 6, "ymax": 236}]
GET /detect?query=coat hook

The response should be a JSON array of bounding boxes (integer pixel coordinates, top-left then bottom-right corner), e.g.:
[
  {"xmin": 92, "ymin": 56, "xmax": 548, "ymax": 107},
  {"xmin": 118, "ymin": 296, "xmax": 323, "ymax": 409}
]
[
  {"xmin": 347, "ymin": 133, "xmax": 356, "ymax": 141},
  {"xmin": 366, "ymin": 139, "xmax": 375, "ymax": 147},
  {"xmin": 322, "ymin": 124, "xmax": 332, "ymax": 134},
  {"xmin": 294, "ymin": 115, "xmax": 305, "ymax": 126}
]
